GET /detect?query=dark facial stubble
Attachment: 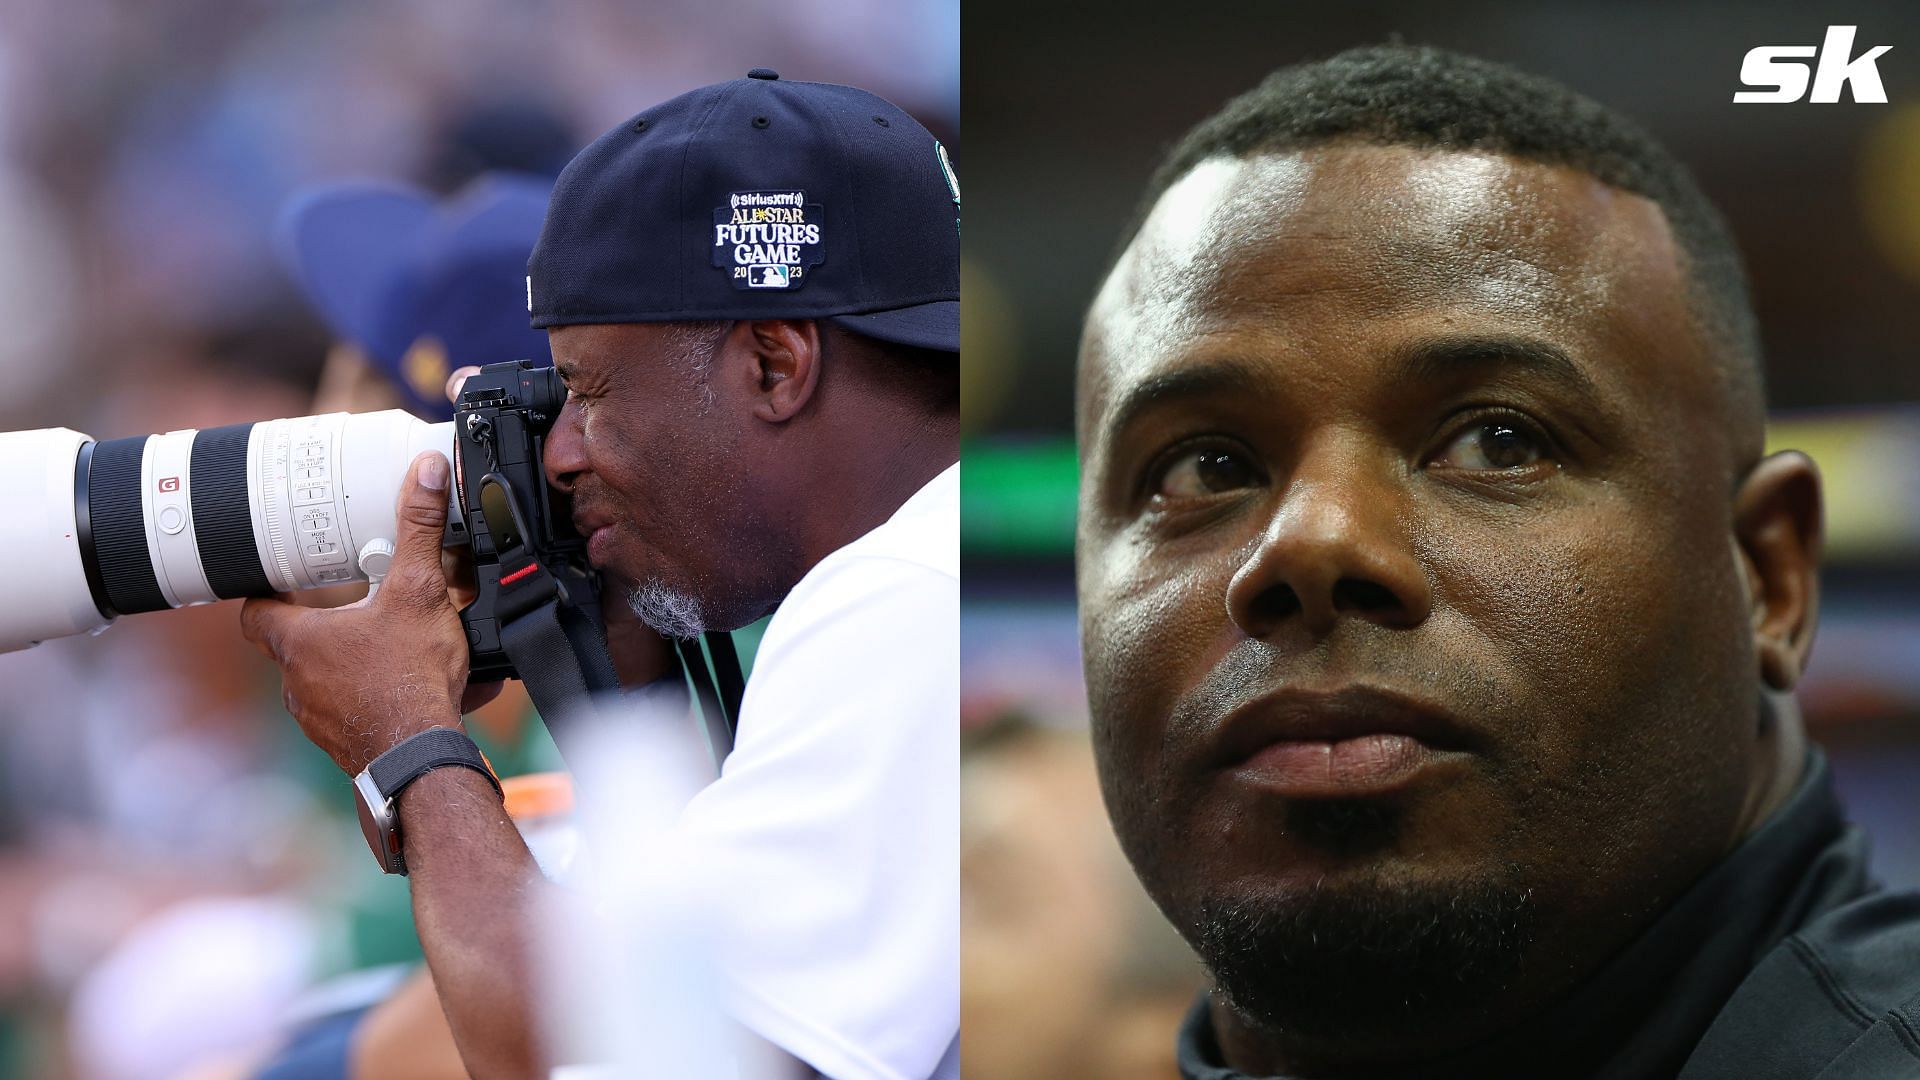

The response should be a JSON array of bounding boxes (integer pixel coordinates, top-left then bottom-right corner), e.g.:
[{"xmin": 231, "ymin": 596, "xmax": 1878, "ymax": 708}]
[{"xmin": 1194, "ymin": 804, "xmax": 1539, "ymax": 1049}]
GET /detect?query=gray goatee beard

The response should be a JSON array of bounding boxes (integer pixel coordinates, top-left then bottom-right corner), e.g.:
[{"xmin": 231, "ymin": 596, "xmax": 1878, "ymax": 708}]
[{"xmin": 626, "ymin": 581, "xmax": 707, "ymax": 640}]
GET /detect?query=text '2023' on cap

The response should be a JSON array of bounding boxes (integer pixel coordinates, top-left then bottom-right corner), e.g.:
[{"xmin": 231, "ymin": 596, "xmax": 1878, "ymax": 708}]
[{"xmin": 526, "ymin": 69, "xmax": 960, "ymax": 353}]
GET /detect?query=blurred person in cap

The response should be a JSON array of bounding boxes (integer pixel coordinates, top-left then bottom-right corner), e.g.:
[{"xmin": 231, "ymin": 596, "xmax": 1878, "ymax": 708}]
[
  {"xmin": 278, "ymin": 170, "xmax": 568, "ymax": 791},
  {"xmin": 278, "ymin": 171, "xmax": 558, "ymax": 423},
  {"xmin": 963, "ymin": 718, "xmax": 1205, "ymax": 1080},
  {"xmin": 210, "ymin": 174, "xmax": 566, "ymax": 1080},
  {"xmin": 241, "ymin": 69, "xmax": 959, "ymax": 1080},
  {"xmin": 1075, "ymin": 44, "xmax": 1920, "ymax": 1080}
]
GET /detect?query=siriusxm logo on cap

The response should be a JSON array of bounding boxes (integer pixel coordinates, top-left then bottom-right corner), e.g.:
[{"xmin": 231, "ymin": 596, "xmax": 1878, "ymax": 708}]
[{"xmin": 730, "ymin": 192, "xmax": 805, "ymax": 209}]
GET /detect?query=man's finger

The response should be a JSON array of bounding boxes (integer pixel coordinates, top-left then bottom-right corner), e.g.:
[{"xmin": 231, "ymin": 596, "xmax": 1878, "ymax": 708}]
[
  {"xmin": 445, "ymin": 365, "xmax": 483, "ymax": 405},
  {"xmin": 240, "ymin": 595, "xmax": 305, "ymax": 659},
  {"xmin": 443, "ymin": 547, "xmax": 480, "ymax": 609},
  {"xmin": 383, "ymin": 452, "xmax": 454, "ymax": 607}
]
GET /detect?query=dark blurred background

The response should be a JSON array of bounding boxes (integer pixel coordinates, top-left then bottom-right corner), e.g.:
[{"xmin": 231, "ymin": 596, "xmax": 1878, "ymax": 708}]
[
  {"xmin": 960, "ymin": 4, "xmax": 1920, "ymax": 1077},
  {"xmin": 963, "ymin": 0, "xmax": 1920, "ymax": 431}
]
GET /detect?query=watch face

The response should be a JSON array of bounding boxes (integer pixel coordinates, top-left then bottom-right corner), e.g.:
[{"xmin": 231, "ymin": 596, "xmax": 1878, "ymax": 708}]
[{"xmin": 353, "ymin": 770, "xmax": 403, "ymax": 874}]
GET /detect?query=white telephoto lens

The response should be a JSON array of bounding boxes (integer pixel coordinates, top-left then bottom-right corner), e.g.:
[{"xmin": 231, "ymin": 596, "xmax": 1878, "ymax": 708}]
[
  {"xmin": 245, "ymin": 412, "xmax": 453, "ymax": 594},
  {"xmin": 0, "ymin": 411, "xmax": 455, "ymax": 655},
  {"xmin": 0, "ymin": 428, "xmax": 113, "ymax": 651}
]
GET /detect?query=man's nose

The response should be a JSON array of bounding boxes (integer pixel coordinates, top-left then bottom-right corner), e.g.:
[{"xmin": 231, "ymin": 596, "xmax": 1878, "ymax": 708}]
[
  {"xmin": 543, "ymin": 398, "xmax": 588, "ymax": 494},
  {"xmin": 1224, "ymin": 438, "xmax": 1432, "ymax": 640}
]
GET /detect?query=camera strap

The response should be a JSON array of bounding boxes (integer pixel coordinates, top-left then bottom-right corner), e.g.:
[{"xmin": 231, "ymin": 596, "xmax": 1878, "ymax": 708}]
[
  {"xmin": 676, "ymin": 635, "xmax": 738, "ymax": 762},
  {"xmin": 475, "ymin": 469, "xmax": 745, "ymax": 768},
  {"xmin": 475, "ymin": 469, "xmax": 624, "ymax": 757},
  {"xmin": 706, "ymin": 630, "xmax": 746, "ymax": 729},
  {"xmin": 499, "ymin": 589, "xmax": 622, "ymax": 722},
  {"xmin": 493, "ymin": 558, "xmax": 745, "ymax": 769}
]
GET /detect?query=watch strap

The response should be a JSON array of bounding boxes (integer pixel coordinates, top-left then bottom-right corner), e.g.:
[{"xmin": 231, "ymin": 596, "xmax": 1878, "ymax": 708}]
[{"xmin": 367, "ymin": 727, "xmax": 502, "ymax": 803}]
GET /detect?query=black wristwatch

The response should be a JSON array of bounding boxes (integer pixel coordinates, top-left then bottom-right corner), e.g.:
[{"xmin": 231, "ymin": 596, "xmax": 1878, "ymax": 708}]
[{"xmin": 353, "ymin": 727, "xmax": 502, "ymax": 875}]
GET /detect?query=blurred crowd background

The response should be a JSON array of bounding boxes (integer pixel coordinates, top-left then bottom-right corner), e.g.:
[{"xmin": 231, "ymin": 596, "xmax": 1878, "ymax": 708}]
[
  {"xmin": 0, "ymin": 2, "xmax": 955, "ymax": 1077},
  {"xmin": 963, "ymin": 1, "xmax": 1920, "ymax": 1077}
]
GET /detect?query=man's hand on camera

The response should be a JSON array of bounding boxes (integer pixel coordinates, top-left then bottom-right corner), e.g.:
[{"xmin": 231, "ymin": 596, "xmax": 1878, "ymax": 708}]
[{"xmin": 241, "ymin": 452, "xmax": 472, "ymax": 775}]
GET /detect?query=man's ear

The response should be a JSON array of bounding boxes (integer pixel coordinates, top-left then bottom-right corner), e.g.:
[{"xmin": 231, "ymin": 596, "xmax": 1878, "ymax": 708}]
[
  {"xmin": 1733, "ymin": 451, "xmax": 1823, "ymax": 691},
  {"xmin": 743, "ymin": 320, "xmax": 823, "ymax": 423}
]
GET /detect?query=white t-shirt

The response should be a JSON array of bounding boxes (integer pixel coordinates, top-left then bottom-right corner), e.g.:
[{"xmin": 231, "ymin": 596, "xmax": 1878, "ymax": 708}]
[{"xmin": 676, "ymin": 462, "xmax": 959, "ymax": 1080}]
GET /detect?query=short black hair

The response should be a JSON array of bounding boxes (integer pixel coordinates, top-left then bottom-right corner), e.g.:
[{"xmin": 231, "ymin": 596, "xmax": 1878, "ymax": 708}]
[{"xmin": 1122, "ymin": 44, "xmax": 1765, "ymax": 440}]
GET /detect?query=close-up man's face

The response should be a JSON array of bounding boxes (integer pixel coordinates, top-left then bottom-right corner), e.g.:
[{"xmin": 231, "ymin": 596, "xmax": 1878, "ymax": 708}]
[
  {"xmin": 545, "ymin": 321, "xmax": 795, "ymax": 637},
  {"xmin": 1076, "ymin": 142, "xmax": 1781, "ymax": 1052}
]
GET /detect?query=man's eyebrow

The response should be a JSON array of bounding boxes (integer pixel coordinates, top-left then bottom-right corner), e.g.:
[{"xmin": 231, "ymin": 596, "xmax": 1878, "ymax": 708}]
[
  {"xmin": 1393, "ymin": 333, "xmax": 1599, "ymax": 398},
  {"xmin": 1100, "ymin": 357, "xmax": 1272, "ymax": 441},
  {"xmin": 1097, "ymin": 335, "xmax": 1602, "ymax": 442}
]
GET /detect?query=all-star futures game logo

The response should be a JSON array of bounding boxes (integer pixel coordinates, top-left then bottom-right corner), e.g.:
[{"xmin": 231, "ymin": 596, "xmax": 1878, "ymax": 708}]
[{"xmin": 714, "ymin": 190, "xmax": 824, "ymax": 290}]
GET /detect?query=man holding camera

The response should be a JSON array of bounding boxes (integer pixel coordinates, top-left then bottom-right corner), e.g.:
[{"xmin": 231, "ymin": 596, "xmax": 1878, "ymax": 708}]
[{"xmin": 242, "ymin": 70, "xmax": 959, "ymax": 1080}]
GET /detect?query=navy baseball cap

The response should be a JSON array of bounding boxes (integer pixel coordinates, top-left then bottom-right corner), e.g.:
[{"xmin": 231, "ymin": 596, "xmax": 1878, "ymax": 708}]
[
  {"xmin": 276, "ymin": 173, "xmax": 557, "ymax": 419},
  {"xmin": 528, "ymin": 69, "xmax": 960, "ymax": 352}
]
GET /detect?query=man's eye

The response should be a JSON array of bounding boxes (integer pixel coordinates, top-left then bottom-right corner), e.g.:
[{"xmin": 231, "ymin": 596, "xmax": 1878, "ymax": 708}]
[
  {"xmin": 1154, "ymin": 446, "xmax": 1261, "ymax": 500},
  {"xmin": 1433, "ymin": 420, "xmax": 1548, "ymax": 471}
]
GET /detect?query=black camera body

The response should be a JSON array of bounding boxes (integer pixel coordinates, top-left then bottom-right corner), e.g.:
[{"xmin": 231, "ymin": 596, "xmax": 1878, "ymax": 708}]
[{"xmin": 449, "ymin": 359, "xmax": 613, "ymax": 687}]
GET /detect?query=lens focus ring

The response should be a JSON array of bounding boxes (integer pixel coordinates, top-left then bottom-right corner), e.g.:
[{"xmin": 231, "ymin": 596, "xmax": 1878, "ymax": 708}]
[
  {"xmin": 191, "ymin": 423, "xmax": 270, "ymax": 599},
  {"xmin": 87, "ymin": 435, "xmax": 167, "ymax": 616}
]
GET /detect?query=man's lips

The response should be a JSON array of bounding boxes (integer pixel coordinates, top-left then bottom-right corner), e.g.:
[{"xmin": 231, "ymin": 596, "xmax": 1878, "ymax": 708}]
[
  {"xmin": 584, "ymin": 525, "xmax": 616, "ymax": 565},
  {"xmin": 1206, "ymin": 685, "xmax": 1479, "ymax": 798},
  {"xmin": 572, "ymin": 511, "xmax": 617, "ymax": 565}
]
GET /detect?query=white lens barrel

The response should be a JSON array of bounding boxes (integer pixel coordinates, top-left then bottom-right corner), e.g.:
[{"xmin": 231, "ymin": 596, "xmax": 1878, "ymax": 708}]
[
  {"xmin": 143, "ymin": 428, "xmax": 212, "ymax": 607},
  {"xmin": 0, "ymin": 411, "xmax": 455, "ymax": 655},
  {"xmin": 248, "ymin": 412, "xmax": 453, "ymax": 594},
  {"xmin": 0, "ymin": 428, "xmax": 113, "ymax": 651}
]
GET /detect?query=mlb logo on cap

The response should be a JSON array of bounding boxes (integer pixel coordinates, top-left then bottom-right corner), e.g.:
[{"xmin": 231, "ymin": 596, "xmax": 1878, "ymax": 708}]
[{"xmin": 747, "ymin": 265, "xmax": 791, "ymax": 289}]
